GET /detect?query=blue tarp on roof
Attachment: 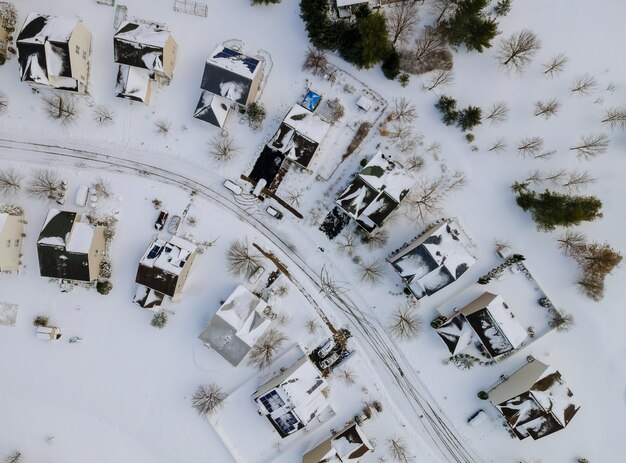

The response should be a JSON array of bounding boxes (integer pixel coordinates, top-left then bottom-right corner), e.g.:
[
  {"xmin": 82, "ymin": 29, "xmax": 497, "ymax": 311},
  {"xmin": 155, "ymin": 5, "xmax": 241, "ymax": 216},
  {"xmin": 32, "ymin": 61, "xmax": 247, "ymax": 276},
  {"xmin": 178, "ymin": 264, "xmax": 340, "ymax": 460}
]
[{"xmin": 301, "ymin": 91, "xmax": 321, "ymax": 112}]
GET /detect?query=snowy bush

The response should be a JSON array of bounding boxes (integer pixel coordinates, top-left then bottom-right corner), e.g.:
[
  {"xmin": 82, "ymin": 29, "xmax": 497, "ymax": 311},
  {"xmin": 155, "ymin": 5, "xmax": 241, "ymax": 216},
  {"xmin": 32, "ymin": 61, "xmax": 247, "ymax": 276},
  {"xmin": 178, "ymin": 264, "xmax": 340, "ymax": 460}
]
[
  {"xmin": 151, "ymin": 312, "xmax": 168, "ymax": 329},
  {"xmin": 33, "ymin": 315, "xmax": 49, "ymax": 327},
  {"xmin": 96, "ymin": 280, "xmax": 113, "ymax": 295},
  {"xmin": 247, "ymin": 328, "xmax": 287, "ymax": 369},
  {"xmin": 192, "ymin": 383, "xmax": 225, "ymax": 417},
  {"xmin": 98, "ymin": 259, "xmax": 112, "ymax": 279}
]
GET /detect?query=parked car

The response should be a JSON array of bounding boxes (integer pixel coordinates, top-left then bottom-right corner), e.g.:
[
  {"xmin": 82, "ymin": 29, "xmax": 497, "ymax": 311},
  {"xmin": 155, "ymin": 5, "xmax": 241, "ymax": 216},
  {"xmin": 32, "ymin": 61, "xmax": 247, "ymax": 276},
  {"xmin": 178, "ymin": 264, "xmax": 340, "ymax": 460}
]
[
  {"xmin": 467, "ymin": 409, "xmax": 487, "ymax": 427},
  {"xmin": 75, "ymin": 185, "xmax": 89, "ymax": 207},
  {"xmin": 319, "ymin": 350, "xmax": 341, "ymax": 370},
  {"xmin": 266, "ymin": 206, "xmax": 283, "ymax": 220},
  {"xmin": 248, "ymin": 265, "xmax": 265, "ymax": 283},
  {"xmin": 168, "ymin": 215, "xmax": 181, "ymax": 234},
  {"xmin": 317, "ymin": 338, "xmax": 336, "ymax": 358},
  {"xmin": 154, "ymin": 210, "xmax": 169, "ymax": 230},
  {"xmin": 224, "ymin": 179, "xmax": 243, "ymax": 195}
]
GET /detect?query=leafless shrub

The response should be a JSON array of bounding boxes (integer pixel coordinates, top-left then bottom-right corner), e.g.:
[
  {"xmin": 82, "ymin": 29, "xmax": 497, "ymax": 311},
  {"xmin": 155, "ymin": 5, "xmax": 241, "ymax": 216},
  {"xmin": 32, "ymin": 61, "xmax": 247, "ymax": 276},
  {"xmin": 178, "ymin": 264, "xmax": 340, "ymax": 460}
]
[
  {"xmin": 534, "ymin": 149, "xmax": 556, "ymax": 160},
  {"xmin": 273, "ymin": 284, "xmax": 289, "ymax": 298},
  {"xmin": 356, "ymin": 259, "xmax": 385, "ymax": 287},
  {"xmin": 187, "ymin": 216, "xmax": 197, "ymax": 227},
  {"xmin": 275, "ymin": 311, "xmax": 292, "ymax": 326},
  {"xmin": 549, "ymin": 310, "xmax": 576, "ymax": 332},
  {"xmin": 534, "ymin": 99, "xmax": 560, "ymax": 119},
  {"xmin": 387, "ymin": 436, "xmax": 415, "ymax": 463},
  {"xmin": 192, "ymin": 383, "xmax": 225, "ymax": 417},
  {"xmin": 4, "ymin": 452, "xmax": 22, "ymax": 463},
  {"xmin": 488, "ymin": 138, "xmax": 507, "ymax": 153},
  {"xmin": 42, "ymin": 94, "xmax": 79, "ymax": 125},
  {"xmin": 517, "ymin": 136, "xmax": 544, "ymax": 157},
  {"xmin": 402, "ymin": 26, "xmax": 452, "ymax": 75},
  {"xmin": 407, "ymin": 172, "xmax": 466, "ymax": 223},
  {"xmin": 226, "ymin": 239, "xmax": 261, "ymax": 277},
  {"xmin": 542, "ymin": 53, "xmax": 568, "ymax": 77},
  {"xmin": 248, "ymin": 328, "xmax": 288, "ymax": 369},
  {"xmin": 326, "ymin": 98, "xmax": 345, "ymax": 123},
  {"xmin": 494, "ymin": 239, "xmax": 511, "ymax": 256},
  {"xmin": 390, "ymin": 97, "xmax": 417, "ymax": 124},
  {"xmin": 93, "ymin": 177, "xmax": 113, "ymax": 198},
  {"xmin": 396, "ymin": 135, "xmax": 421, "ymax": 153},
  {"xmin": 405, "ymin": 153, "xmax": 425, "ymax": 171},
  {"xmin": 423, "ymin": 69, "xmax": 454, "ymax": 92},
  {"xmin": 557, "ymin": 230, "xmax": 587, "ymax": 256},
  {"xmin": 544, "ymin": 169, "xmax": 566, "ymax": 185},
  {"xmin": 361, "ymin": 228, "xmax": 389, "ymax": 250},
  {"xmin": 155, "ymin": 118, "xmax": 172, "ymax": 136},
  {"xmin": 497, "ymin": 29, "xmax": 541, "ymax": 73},
  {"xmin": 602, "ymin": 107, "xmax": 626, "ymax": 131},
  {"xmin": 304, "ymin": 318, "xmax": 319, "ymax": 335},
  {"xmin": 0, "ymin": 168, "xmax": 22, "ymax": 196},
  {"xmin": 485, "ymin": 101, "xmax": 509, "ymax": 125},
  {"xmin": 387, "ymin": 123, "xmax": 411, "ymax": 141},
  {"xmin": 93, "ymin": 104, "xmax": 115, "ymax": 126},
  {"xmin": 337, "ymin": 232, "xmax": 358, "ymax": 256},
  {"xmin": 208, "ymin": 133, "xmax": 240, "ymax": 166},
  {"xmin": 569, "ymin": 133, "xmax": 609, "ymax": 160},
  {"xmin": 388, "ymin": 2, "xmax": 418, "ymax": 46},
  {"xmin": 0, "ymin": 91, "xmax": 8, "ymax": 113},
  {"xmin": 562, "ymin": 170, "xmax": 596, "ymax": 191},
  {"xmin": 414, "ymin": 26, "xmax": 440, "ymax": 60},
  {"xmin": 286, "ymin": 189, "xmax": 303, "ymax": 208},
  {"xmin": 571, "ymin": 74, "xmax": 597, "ymax": 95},
  {"xmin": 27, "ymin": 169, "xmax": 61, "ymax": 199},
  {"xmin": 302, "ymin": 47, "xmax": 328, "ymax": 76},
  {"xmin": 337, "ymin": 367, "xmax": 357, "ymax": 386},
  {"xmin": 387, "ymin": 302, "xmax": 423, "ymax": 341}
]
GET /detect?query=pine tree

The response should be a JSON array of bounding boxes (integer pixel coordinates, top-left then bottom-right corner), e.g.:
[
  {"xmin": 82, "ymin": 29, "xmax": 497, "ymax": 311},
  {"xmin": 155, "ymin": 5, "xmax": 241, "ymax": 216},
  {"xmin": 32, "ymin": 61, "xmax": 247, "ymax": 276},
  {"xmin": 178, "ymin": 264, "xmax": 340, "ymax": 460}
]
[
  {"xmin": 457, "ymin": 106, "xmax": 482, "ymax": 131},
  {"xmin": 339, "ymin": 11, "xmax": 390, "ymax": 69},
  {"xmin": 515, "ymin": 190, "xmax": 603, "ymax": 231},
  {"xmin": 435, "ymin": 95, "xmax": 459, "ymax": 125},
  {"xmin": 442, "ymin": 0, "xmax": 498, "ymax": 52},
  {"xmin": 382, "ymin": 48, "xmax": 401, "ymax": 80}
]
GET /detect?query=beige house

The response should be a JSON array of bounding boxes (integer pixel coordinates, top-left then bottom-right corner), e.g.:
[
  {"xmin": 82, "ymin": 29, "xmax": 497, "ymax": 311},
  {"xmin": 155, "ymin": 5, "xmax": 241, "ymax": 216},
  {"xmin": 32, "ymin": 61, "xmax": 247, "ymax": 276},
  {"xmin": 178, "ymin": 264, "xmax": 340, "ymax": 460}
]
[
  {"xmin": 17, "ymin": 13, "xmax": 92, "ymax": 93},
  {"xmin": 135, "ymin": 236, "xmax": 197, "ymax": 304},
  {"xmin": 488, "ymin": 358, "xmax": 580, "ymax": 440},
  {"xmin": 37, "ymin": 209, "xmax": 105, "ymax": 282},
  {"xmin": 113, "ymin": 21, "xmax": 178, "ymax": 104},
  {"xmin": 303, "ymin": 423, "xmax": 373, "ymax": 463},
  {"xmin": 0, "ymin": 208, "xmax": 25, "ymax": 273}
]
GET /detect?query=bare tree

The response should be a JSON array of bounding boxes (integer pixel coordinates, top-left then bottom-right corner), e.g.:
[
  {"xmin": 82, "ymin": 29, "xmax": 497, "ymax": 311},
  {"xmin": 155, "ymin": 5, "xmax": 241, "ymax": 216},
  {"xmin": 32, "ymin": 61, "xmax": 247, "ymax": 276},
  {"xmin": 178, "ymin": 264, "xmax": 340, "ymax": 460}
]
[
  {"xmin": 361, "ymin": 228, "xmax": 389, "ymax": 250},
  {"xmin": 407, "ymin": 173, "xmax": 466, "ymax": 223},
  {"xmin": 423, "ymin": 69, "xmax": 454, "ymax": 91},
  {"xmin": 337, "ymin": 367, "xmax": 357, "ymax": 386},
  {"xmin": 517, "ymin": 136, "xmax": 544, "ymax": 157},
  {"xmin": 387, "ymin": 436, "xmax": 415, "ymax": 463},
  {"xmin": 414, "ymin": 27, "xmax": 440, "ymax": 60},
  {"xmin": 405, "ymin": 153, "xmax": 425, "ymax": 171},
  {"xmin": 534, "ymin": 99, "xmax": 560, "ymax": 119},
  {"xmin": 388, "ymin": 123, "xmax": 411, "ymax": 142},
  {"xmin": 0, "ymin": 168, "xmax": 22, "ymax": 196},
  {"xmin": 562, "ymin": 170, "xmax": 596, "ymax": 191},
  {"xmin": 4, "ymin": 452, "xmax": 22, "ymax": 463},
  {"xmin": 248, "ymin": 328, "xmax": 288, "ymax": 369},
  {"xmin": 534, "ymin": 149, "xmax": 556, "ymax": 160},
  {"xmin": 155, "ymin": 118, "xmax": 172, "ymax": 136},
  {"xmin": 569, "ymin": 133, "xmax": 609, "ymax": 160},
  {"xmin": 0, "ymin": 90, "xmax": 7, "ymax": 113},
  {"xmin": 549, "ymin": 310, "xmax": 576, "ymax": 332},
  {"xmin": 93, "ymin": 177, "xmax": 113, "ymax": 198},
  {"xmin": 208, "ymin": 133, "xmax": 240, "ymax": 166},
  {"xmin": 302, "ymin": 47, "xmax": 328, "ymax": 76},
  {"xmin": 544, "ymin": 169, "xmax": 567, "ymax": 185},
  {"xmin": 542, "ymin": 53, "xmax": 568, "ymax": 77},
  {"xmin": 578, "ymin": 273, "xmax": 605, "ymax": 301},
  {"xmin": 285, "ymin": 189, "xmax": 303, "ymax": 208},
  {"xmin": 304, "ymin": 318, "xmax": 319, "ymax": 335},
  {"xmin": 494, "ymin": 239, "xmax": 511, "ymax": 256},
  {"xmin": 485, "ymin": 101, "xmax": 509, "ymax": 125},
  {"xmin": 27, "ymin": 169, "xmax": 61, "ymax": 200},
  {"xmin": 226, "ymin": 240, "xmax": 261, "ymax": 277},
  {"xmin": 356, "ymin": 259, "xmax": 385, "ymax": 287},
  {"xmin": 42, "ymin": 94, "xmax": 79, "ymax": 125},
  {"xmin": 326, "ymin": 98, "xmax": 345, "ymax": 123},
  {"xmin": 431, "ymin": 0, "xmax": 458, "ymax": 23},
  {"xmin": 388, "ymin": 2, "xmax": 418, "ymax": 46},
  {"xmin": 337, "ymin": 232, "xmax": 358, "ymax": 256},
  {"xmin": 524, "ymin": 169, "xmax": 543, "ymax": 184},
  {"xmin": 273, "ymin": 284, "xmax": 289, "ymax": 298},
  {"xmin": 390, "ymin": 97, "xmax": 417, "ymax": 124},
  {"xmin": 601, "ymin": 107, "xmax": 626, "ymax": 131},
  {"xmin": 497, "ymin": 29, "xmax": 541, "ymax": 73},
  {"xmin": 93, "ymin": 104, "xmax": 115, "ymax": 126},
  {"xmin": 192, "ymin": 383, "xmax": 225, "ymax": 417},
  {"xmin": 557, "ymin": 230, "xmax": 587, "ymax": 256},
  {"xmin": 570, "ymin": 74, "xmax": 597, "ymax": 95},
  {"xmin": 488, "ymin": 138, "xmax": 507, "ymax": 153},
  {"xmin": 396, "ymin": 136, "xmax": 420, "ymax": 153},
  {"xmin": 387, "ymin": 302, "xmax": 423, "ymax": 341}
]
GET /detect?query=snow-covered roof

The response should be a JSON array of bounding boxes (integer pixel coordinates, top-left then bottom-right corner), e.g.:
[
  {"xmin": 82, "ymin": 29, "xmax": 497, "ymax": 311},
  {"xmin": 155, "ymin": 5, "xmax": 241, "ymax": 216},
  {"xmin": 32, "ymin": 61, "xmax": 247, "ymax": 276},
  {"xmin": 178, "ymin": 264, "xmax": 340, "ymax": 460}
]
[
  {"xmin": 490, "ymin": 360, "xmax": 581, "ymax": 440},
  {"xmin": 114, "ymin": 21, "xmax": 174, "ymax": 74},
  {"xmin": 66, "ymin": 221, "xmax": 95, "ymax": 254},
  {"xmin": 283, "ymin": 104, "xmax": 330, "ymax": 144},
  {"xmin": 303, "ymin": 423, "xmax": 373, "ymax": 463},
  {"xmin": 198, "ymin": 285, "xmax": 271, "ymax": 366},
  {"xmin": 0, "ymin": 213, "xmax": 7, "ymax": 233},
  {"xmin": 114, "ymin": 21, "xmax": 171, "ymax": 48},
  {"xmin": 389, "ymin": 220, "xmax": 475, "ymax": 299},
  {"xmin": 208, "ymin": 44, "xmax": 260, "ymax": 80},
  {"xmin": 140, "ymin": 236, "xmax": 196, "ymax": 276},
  {"xmin": 18, "ymin": 13, "xmax": 78, "ymax": 45},
  {"xmin": 356, "ymin": 95, "xmax": 373, "ymax": 111},
  {"xmin": 337, "ymin": 152, "xmax": 413, "ymax": 232},
  {"xmin": 115, "ymin": 64, "xmax": 151, "ymax": 103},
  {"xmin": 336, "ymin": 0, "xmax": 370, "ymax": 7},
  {"xmin": 193, "ymin": 90, "xmax": 230, "ymax": 128},
  {"xmin": 37, "ymin": 209, "xmax": 96, "ymax": 255}
]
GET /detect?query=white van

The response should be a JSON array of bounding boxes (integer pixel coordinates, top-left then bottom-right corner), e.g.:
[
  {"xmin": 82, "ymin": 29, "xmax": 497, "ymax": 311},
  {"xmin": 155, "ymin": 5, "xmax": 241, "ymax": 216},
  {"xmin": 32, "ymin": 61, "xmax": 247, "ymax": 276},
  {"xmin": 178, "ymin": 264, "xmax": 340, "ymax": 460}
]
[
  {"xmin": 75, "ymin": 185, "xmax": 89, "ymax": 207},
  {"xmin": 224, "ymin": 180, "xmax": 243, "ymax": 195}
]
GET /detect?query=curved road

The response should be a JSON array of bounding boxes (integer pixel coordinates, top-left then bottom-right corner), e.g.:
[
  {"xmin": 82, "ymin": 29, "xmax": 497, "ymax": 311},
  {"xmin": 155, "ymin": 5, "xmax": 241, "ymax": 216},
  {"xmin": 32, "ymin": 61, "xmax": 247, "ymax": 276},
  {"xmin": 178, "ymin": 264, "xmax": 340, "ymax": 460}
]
[{"xmin": 0, "ymin": 134, "xmax": 482, "ymax": 463}]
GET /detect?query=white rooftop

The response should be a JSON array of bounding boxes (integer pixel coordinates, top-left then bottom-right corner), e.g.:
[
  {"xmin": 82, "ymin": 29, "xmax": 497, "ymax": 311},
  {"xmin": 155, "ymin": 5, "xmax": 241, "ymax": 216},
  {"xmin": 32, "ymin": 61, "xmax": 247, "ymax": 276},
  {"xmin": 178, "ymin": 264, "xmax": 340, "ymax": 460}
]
[
  {"xmin": 115, "ymin": 21, "xmax": 171, "ymax": 48},
  {"xmin": 19, "ymin": 13, "xmax": 78, "ymax": 45},
  {"xmin": 65, "ymin": 221, "xmax": 96, "ymax": 254},
  {"xmin": 208, "ymin": 44, "xmax": 260, "ymax": 80},
  {"xmin": 283, "ymin": 104, "xmax": 331, "ymax": 144},
  {"xmin": 140, "ymin": 236, "xmax": 196, "ymax": 276}
]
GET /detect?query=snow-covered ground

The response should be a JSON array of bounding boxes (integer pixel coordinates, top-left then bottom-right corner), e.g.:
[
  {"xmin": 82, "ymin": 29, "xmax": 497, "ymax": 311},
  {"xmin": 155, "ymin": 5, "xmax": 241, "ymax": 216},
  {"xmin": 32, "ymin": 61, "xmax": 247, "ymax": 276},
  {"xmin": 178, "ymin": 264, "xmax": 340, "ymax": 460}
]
[{"xmin": 1, "ymin": 0, "xmax": 626, "ymax": 462}]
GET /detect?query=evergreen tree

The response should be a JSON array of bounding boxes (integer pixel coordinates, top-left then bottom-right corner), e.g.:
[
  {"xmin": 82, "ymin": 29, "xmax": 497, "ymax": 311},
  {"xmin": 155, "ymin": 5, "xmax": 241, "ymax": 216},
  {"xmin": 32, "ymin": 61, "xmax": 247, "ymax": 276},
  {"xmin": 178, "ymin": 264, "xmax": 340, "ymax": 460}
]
[
  {"xmin": 339, "ymin": 11, "xmax": 390, "ymax": 69},
  {"xmin": 442, "ymin": 0, "xmax": 498, "ymax": 52},
  {"xmin": 382, "ymin": 49, "xmax": 401, "ymax": 79},
  {"xmin": 252, "ymin": 0, "xmax": 281, "ymax": 4},
  {"xmin": 457, "ymin": 105, "xmax": 482, "ymax": 131},
  {"xmin": 515, "ymin": 190, "xmax": 603, "ymax": 231},
  {"xmin": 493, "ymin": 0, "xmax": 512, "ymax": 16},
  {"xmin": 300, "ymin": 0, "xmax": 334, "ymax": 50},
  {"xmin": 435, "ymin": 95, "xmax": 459, "ymax": 125}
]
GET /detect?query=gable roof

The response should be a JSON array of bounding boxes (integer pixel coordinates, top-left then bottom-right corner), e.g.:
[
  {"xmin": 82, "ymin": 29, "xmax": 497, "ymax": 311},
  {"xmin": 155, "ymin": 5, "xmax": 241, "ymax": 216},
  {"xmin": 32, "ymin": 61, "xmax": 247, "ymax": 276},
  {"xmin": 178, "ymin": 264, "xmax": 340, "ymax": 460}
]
[
  {"xmin": 198, "ymin": 285, "xmax": 271, "ymax": 366},
  {"xmin": 193, "ymin": 90, "xmax": 230, "ymax": 128},
  {"xmin": 336, "ymin": 152, "xmax": 413, "ymax": 232},
  {"xmin": 200, "ymin": 45, "xmax": 261, "ymax": 106},
  {"xmin": 303, "ymin": 424, "xmax": 373, "ymax": 463},
  {"xmin": 113, "ymin": 21, "xmax": 173, "ymax": 73},
  {"xmin": 115, "ymin": 64, "xmax": 151, "ymax": 103}
]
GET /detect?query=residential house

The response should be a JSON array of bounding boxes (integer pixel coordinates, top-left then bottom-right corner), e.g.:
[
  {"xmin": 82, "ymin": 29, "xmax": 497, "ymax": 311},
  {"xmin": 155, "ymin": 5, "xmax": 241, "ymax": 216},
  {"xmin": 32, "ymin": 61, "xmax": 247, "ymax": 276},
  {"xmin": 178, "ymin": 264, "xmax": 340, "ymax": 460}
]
[
  {"xmin": 37, "ymin": 209, "xmax": 105, "ymax": 282},
  {"xmin": 113, "ymin": 20, "xmax": 178, "ymax": 104},
  {"xmin": 252, "ymin": 355, "xmax": 331, "ymax": 438},
  {"xmin": 303, "ymin": 423, "xmax": 373, "ymax": 463},
  {"xmin": 336, "ymin": 151, "xmax": 413, "ymax": 233},
  {"xmin": 16, "ymin": 13, "xmax": 92, "ymax": 93},
  {"xmin": 487, "ymin": 358, "xmax": 580, "ymax": 440},
  {"xmin": 434, "ymin": 292, "xmax": 528, "ymax": 360},
  {"xmin": 194, "ymin": 44, "xmax": 264, "ymax": 127},
  {"xmin": 198, "ymin": 284, "xmax": 272, "ymax": 367},
  {"xmin": 135, "ymin": 235, "xmax": 197, "ymax": 304},
  {"xmin": 388, "ymin": 220, "xmax": 475, "ymax": 299},
  {"xmin": 0, "ymin": 208, "xmax": 25, "ymax": 273}
]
